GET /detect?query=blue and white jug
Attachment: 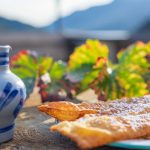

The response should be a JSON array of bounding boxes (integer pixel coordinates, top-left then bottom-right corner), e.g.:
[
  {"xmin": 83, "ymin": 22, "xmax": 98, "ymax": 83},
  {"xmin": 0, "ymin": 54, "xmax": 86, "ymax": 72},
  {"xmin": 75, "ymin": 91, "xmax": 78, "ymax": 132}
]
[{"xmin": 0, "ymin": 46, "xmax": 26, "ymax": 143}]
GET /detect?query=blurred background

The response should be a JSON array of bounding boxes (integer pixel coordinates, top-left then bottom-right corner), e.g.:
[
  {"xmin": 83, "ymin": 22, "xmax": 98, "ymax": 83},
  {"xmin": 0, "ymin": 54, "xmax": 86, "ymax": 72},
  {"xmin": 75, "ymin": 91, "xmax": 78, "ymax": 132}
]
[{"xmin": 0, "ymin": 0, "xmax": 150, "ymax": 61}]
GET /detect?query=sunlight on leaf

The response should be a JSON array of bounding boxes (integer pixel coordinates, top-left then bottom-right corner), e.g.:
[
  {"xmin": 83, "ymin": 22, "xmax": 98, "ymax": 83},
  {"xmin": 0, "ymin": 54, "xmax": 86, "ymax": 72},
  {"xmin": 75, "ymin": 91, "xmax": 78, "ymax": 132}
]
[
  {"xmin": 50, "ymin": 60, "xmax": 67, "ymax": 80},
  {"xmin": 68, "ymin": 39, "xmax": 109, "ymax": 70},
  {"xmin": 11, "ymin": 40, "xmax": 150, "ymax": 101}
]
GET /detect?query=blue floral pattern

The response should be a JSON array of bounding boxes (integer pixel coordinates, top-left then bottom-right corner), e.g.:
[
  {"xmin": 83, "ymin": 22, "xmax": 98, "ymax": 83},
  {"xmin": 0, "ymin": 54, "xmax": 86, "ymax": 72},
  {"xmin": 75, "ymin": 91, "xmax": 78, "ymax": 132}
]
[
  {"xmin": 0, "ymin": 124, "xmax": 14, "ymax": 134},
  {"xmin": 0, "ymin": 52, "xmax": 9, "ymax": 57},
  {"xmin": 0, "ymin": 82, "xmax": 25, "ymax": 114},
  {"xmin": 0, "ymin": 82, "xmax": 18, "ymax": 111},
  {"xmin": 13, "ymin": 88, "xmax": 25, "ymax": 118}
]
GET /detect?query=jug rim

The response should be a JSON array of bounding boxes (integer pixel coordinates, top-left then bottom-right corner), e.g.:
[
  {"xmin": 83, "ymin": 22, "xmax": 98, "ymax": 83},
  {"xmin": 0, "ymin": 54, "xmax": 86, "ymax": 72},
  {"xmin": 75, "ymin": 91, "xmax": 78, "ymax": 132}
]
[{"xmin": 0, "ymin": 45, "xmax": 11, "ymax": 50}]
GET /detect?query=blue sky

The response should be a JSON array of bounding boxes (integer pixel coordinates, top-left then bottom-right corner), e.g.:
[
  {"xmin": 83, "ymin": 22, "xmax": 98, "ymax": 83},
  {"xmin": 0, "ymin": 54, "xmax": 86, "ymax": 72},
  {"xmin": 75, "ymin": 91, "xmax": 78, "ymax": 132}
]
[{"xmin": 0, "ymin": 0, "xmax": 113, "ymax": 27}]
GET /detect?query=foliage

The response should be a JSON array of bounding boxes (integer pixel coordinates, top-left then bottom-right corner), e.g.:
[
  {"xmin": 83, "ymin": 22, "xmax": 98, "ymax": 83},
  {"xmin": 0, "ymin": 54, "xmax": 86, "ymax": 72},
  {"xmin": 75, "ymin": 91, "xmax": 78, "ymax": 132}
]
[
  {"xmin": 68, "ymin": 39, "xmax": 108, "ymax": 70},
  {"xmin": 11, "ymin": 50, "xmax": 53, "ymax": 78},
  {"xmin": 11, "ymin": 50, "xmax": 65, "ymax": 98},
  {"xmin": 116, "ymin": 42, "xmax": 150, "ymax": 96},
  {"xmin": 11, "ymin": 40, "xmax": 150, "ymax": 102},
  {"xmin": 89, "ymin": 42, "xmax": 150, "ymax": 100},
  {"xmin": 67, "ymin": 40, "xmax": 109, "ymax": 91},
  {"xmin": 66, "ymin": 40, "xmax": 150, "ymax": 100}
]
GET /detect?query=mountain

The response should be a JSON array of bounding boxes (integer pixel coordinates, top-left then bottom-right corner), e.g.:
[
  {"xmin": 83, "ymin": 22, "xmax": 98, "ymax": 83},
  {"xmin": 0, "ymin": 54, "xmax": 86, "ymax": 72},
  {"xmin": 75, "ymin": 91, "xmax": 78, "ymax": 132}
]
[
  {"xmin": 46, "ymin": 0, "xmax": 150, "ymax": 33},
  {"xmin": 0, "ymin": 17, "xmax": 39, "ymax": 32}
]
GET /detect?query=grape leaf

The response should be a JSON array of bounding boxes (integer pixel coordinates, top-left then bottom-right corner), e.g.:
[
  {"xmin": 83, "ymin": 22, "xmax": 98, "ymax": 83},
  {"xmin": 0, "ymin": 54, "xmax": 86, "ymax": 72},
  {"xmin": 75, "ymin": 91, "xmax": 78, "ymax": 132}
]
[
  {"xmin": 89, "ymin": 41, "xmax": 150, "ymax": 100},
  {"xmin": 50, "ymin": 60, "xmax": 67, "ymax": 80},
  {"xmin": 38, "ymin": 57, "xmax": 53, "ymax": 76},
  {"xmin": 11, "ymin": 50, "xmax": 54, "ymax": 98},
  {"xmin": 117, "ymin": 42, "xmax": 150, "ymax": 74},
  {"xmin": 68, "ymin": 39, "xmax": 109, "ymax": 70},
  {"xmin": 67, "ymin": 40, "xmax": 109, "ymax": 85}
]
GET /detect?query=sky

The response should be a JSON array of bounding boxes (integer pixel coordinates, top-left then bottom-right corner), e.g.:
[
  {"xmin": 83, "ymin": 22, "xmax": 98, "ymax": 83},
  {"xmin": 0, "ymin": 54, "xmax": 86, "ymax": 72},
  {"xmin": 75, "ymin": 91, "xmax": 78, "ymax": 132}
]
[{"xmin": 0, "ymin": 0, "xmax": 113, "ymax": 27}]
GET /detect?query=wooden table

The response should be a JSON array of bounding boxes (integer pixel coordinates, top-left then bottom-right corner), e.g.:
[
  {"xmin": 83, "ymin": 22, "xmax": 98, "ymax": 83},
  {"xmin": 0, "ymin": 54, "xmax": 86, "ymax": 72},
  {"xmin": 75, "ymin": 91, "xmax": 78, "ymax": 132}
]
[{"xmin": 0, "ymin": 106, "xmax": 138, "ymax": 150}]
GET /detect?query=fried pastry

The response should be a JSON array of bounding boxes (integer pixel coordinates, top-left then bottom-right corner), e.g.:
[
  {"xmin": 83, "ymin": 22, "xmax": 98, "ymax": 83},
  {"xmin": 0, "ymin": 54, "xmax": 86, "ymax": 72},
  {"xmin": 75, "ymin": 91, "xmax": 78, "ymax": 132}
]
[
  {"xmin": 38, "ymin": 101, "xmax": 98, "ymax": 121},
  {"xmin": 38, "ymin": 96, "xmax": 150, "ymax": 121},
  {"xmin": 51, "ymin": 114, "xmax": 150, "ymax": 149}
]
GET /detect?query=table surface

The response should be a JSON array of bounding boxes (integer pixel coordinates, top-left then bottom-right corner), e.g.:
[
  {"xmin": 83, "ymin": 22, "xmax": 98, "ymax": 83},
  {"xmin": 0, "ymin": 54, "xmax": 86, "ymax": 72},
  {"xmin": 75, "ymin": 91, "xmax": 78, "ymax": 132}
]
[
  {"xmin": 0, "ymin": 106, "xmax": 139, "ymax": 150},
  {"xmin": 0, "ymin": 90, "xmax": 138, "ymax": 150}
]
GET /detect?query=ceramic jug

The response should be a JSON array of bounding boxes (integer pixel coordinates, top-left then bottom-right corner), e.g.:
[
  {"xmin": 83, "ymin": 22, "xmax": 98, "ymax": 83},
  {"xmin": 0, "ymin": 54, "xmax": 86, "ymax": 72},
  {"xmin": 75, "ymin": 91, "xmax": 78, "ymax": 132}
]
[{"xmin": 0, "ymin": 46, "xmax": 26, "ymax": 143}]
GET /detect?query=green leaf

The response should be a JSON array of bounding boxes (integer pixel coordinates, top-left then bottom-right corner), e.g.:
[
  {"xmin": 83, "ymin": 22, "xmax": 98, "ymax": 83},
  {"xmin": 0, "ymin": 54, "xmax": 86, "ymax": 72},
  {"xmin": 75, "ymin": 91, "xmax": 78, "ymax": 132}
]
[
  {"xmin": 115, "ymin": 69, "xmax": 148, "ymax": 98},
  {"xmin": 38, "ymin": 57, "xmax": 53, "ymax": 76},
  {"xmin": 11, "ymin": 67, "xmax": 36, "ymax": 78},
  {"xmin": 66, "ymin": 64, "xmax": 92, "ymax": 83},
  {"xmin": 81, "ymin": 69, "xmax": 100, "ymax": 90},
  {"xmin": 50, "ymin": 60, "xmax": 67, "ymax": 80},
  {"xmin": 66, "ymin": 39, "xmax": 109, "ymax": 94},
  {"xmin": 13, "ymin": 55, "xmax": 37, "ymax": 72},
  {"xmin": 117, "ymin": 42, "xmax": 150, "ymax": 74},
  {"xmin": 114, "ymin": 42, "xmax": 150, "ymax": 97},
  {"xmin": 68, "ymin": 39, "xmax": 109, "ymax": 70}
]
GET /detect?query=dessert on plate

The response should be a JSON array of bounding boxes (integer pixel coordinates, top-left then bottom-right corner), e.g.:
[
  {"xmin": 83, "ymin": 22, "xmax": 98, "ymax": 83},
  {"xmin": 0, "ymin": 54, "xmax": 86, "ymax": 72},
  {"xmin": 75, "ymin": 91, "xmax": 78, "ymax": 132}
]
[{"xmin": 38, "ymin": 96, "xmax": 150, "ymax": 149}]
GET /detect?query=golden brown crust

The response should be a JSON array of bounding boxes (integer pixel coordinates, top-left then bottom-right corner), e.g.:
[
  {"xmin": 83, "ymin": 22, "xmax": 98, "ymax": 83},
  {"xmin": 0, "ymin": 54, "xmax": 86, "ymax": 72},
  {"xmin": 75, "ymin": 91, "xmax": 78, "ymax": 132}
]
[
  {"xmin": 38, "ymin": 96, "xmax": 150, "ymax": 121},
  {"xmin": 38, "ymin": 101, "xmax": 98, "ymax": 121},
  {"xmin": 51, "ymin": 114, "xmax": 150, "ymax": 149}
]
